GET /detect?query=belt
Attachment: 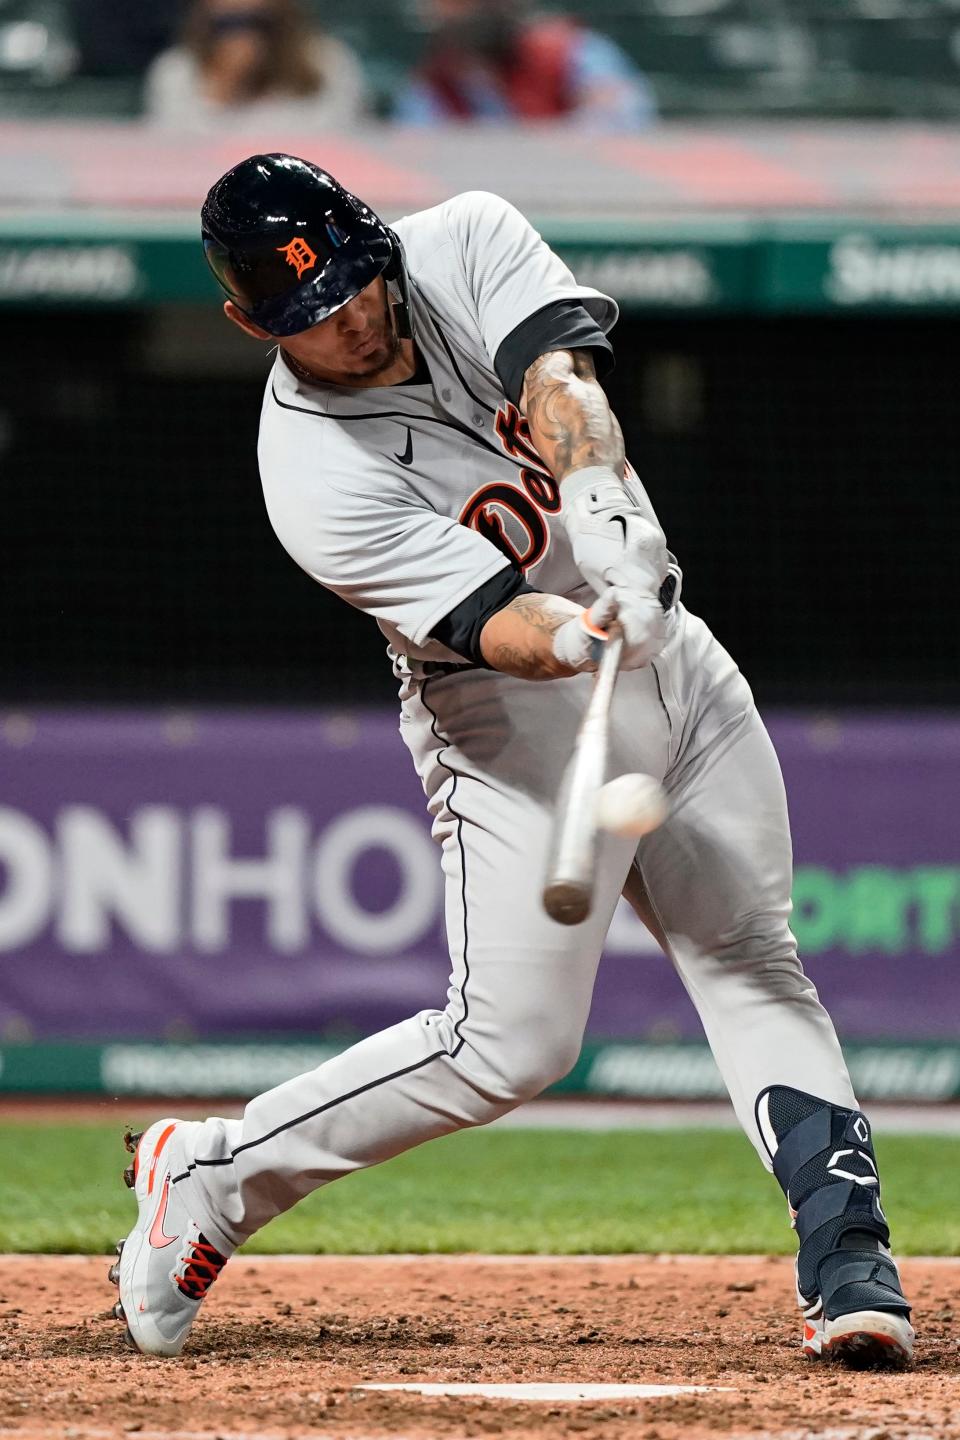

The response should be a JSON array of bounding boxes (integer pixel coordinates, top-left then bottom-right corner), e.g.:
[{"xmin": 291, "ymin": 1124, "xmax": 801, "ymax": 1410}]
[{"xmin": 659, "ymin": 572, "xmax": 679, "ymax": 611}]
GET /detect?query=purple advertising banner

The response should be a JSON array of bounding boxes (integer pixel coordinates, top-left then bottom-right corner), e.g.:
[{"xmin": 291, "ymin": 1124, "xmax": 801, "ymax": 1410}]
[{"xmin": 0, "ymin": 709, "xmax": 957, "ymax": 1043}]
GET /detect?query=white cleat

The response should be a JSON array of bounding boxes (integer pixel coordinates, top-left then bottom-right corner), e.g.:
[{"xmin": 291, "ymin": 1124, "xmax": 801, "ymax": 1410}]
[
  {"xmin": 109, "ymin": 1118, "xmax": 230, "ymax": 1358},
  {"xmin": 802, "ymin": 1298, "xmax": 915, "ymax": 1368}
]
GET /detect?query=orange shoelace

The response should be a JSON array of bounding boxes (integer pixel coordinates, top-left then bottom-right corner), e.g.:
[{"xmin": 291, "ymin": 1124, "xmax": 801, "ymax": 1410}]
[{"xmin": 176, "ymin": 1234, "xmax": 228, "ymax": 1300}]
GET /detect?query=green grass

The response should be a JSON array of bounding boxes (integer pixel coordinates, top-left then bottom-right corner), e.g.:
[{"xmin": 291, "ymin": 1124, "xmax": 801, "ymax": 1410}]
[{"xmin": 2, "ymin": 1123, "xmax": 957, "ymax": 1255}]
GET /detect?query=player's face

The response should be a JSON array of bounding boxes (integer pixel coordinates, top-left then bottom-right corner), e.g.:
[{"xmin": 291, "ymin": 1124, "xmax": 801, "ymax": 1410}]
[{"xmin": 283, "ymin": 276, "xmax": 400, "ymax": 384}]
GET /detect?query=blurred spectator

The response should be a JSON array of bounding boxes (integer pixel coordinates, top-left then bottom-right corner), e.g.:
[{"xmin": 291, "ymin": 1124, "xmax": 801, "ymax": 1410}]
[
  {"xmin": 396, "ymin": 0, "xmax": 656, "ymax": 129},
  {"xmin": 145, "ymin": 0, "xmax": 368, "ymax": 131}
]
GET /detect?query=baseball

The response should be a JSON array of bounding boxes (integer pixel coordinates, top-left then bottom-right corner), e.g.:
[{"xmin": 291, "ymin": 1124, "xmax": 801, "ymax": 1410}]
[{"xmin": 595, "ymin": 772, "xmax": 668, "ymax": 838}]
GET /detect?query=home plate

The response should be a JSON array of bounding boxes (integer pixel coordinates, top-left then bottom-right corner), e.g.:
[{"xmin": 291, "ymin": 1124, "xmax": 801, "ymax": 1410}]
[{"xmin": 358, "ymin": 1382, "xmax": 732, "ymax": 1401}]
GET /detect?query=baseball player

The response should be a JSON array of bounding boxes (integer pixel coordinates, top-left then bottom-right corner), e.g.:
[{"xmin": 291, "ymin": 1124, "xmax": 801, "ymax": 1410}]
[{"xmin": 109, "ymin": 154, "xmax": 914, "ymax": 1368}]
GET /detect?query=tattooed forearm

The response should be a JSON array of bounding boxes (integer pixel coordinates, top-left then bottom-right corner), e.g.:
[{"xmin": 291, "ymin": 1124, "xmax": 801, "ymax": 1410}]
[
  {"xmin": 479, "ymin": 590, "xmax": 582, "ymax": 680},
  {"xmin": 488, "ymin": 642, "xmax": 551, "ymax": 681},
  {"xmin": 521, "ymin": 349, "xmax": 625, "ymax": 484}
]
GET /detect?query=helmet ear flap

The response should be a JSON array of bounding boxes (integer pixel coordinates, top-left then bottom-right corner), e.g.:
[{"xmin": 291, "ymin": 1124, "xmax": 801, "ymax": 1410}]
[
  {"xmin": 385, "ymin": 230, "xmax": 411, "ymax": 339},
  {"xmin": 388, "ymin": 278, "xmax": 412, "ymax": 339},
  {"xmin": 383, "ymin": 229, "xmax": 403, "ymax": 283}
]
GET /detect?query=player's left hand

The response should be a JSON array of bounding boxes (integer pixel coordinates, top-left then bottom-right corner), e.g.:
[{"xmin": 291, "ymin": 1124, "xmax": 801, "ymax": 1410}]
[
  {"xmin": 552, "ymin": 585, "xmax": 669, "ymax": 674},
  {"xmin": 562, "ymin": 466, "xmax": 669, "ymax": 600}
]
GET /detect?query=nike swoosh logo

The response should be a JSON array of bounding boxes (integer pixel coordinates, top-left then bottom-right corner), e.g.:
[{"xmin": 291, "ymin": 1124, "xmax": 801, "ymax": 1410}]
[
  {"xmin": 394, "ymin": 427, "xmax": 414, "ymax": 466},
  {"xmin": 148, "ymin": 1175, "xmax": 179, "ymax": 1249}
]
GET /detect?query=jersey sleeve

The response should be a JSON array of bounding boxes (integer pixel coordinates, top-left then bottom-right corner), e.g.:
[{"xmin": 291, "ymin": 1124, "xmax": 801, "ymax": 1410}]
[
  {"xmin": 494, "ymin": 298, "xmax": 615, "ymax": 406},
  {"xmin": 260, "ymin": 434, "xmax": 512, "ymax": 652},
  {"xmin": 444, "ymin": 190, "xmax": 619, "ymax": 367},
  {"xmin": 431, "ymin": 566, "xmax": 533, "ymax": 664}
]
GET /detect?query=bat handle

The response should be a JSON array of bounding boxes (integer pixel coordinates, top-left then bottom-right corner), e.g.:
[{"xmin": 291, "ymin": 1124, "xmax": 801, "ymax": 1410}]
[
  {"xmin": 542, "ymin": 624, "xmax": 624, "ymax": 925},
  {"xmin": 586, "ymin": 624, "xmax": 624, "ymax": 726}
]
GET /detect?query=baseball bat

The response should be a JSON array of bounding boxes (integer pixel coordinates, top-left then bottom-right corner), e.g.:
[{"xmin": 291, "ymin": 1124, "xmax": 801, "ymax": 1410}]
[{"xmin": 542, "ymin": 626, "xmax": 624, "ymax": 926}]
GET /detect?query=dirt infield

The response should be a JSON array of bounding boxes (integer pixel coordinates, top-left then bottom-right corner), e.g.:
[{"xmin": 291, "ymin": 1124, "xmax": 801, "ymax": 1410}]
[{"xmin": 0, "ymin": 1255, "xmax": 956, "ymax": 1440}]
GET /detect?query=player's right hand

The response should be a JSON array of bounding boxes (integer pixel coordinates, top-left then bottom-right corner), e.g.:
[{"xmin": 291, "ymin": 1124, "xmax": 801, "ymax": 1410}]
[{"xmin": 552, "ymin": 586, "xmax": 668, "ymax": 674}]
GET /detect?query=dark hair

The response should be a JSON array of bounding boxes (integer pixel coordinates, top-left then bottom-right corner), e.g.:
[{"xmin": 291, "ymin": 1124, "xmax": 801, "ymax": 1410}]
[{"xmin": 182, "ymin": 0, "xmax": 323, "ymax": 100}]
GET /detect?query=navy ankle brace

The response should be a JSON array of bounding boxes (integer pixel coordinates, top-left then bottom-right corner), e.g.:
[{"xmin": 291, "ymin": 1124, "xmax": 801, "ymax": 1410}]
[{"xmin": 755, "ymin": 1086, "xmax": 909, "ymax": 1321}]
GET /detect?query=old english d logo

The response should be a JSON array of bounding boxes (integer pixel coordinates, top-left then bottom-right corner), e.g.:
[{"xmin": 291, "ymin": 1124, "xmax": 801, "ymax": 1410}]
[{"xmin": 276, "ymin": 237, "xmax": 318, "ymax": 280}]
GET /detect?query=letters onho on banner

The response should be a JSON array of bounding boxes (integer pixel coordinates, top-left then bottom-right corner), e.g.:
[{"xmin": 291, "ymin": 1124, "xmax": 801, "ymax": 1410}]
[
  {"xmin": 0, "ymin": 799, "xmax": 659, "ymax": 961},
  {"xmin": 0, "ymin": 803, "xmax": 441, "ymax": 956},
  {"xmin": 0, "ymin": 710, "xmax": 957, "ymax": 1044}
]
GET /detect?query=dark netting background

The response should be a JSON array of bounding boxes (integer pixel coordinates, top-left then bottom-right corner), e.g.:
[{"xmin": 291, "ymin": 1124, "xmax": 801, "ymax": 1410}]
[{"xmin": 1, "ymin": 309, "xmax": 956, "ymax": 706}]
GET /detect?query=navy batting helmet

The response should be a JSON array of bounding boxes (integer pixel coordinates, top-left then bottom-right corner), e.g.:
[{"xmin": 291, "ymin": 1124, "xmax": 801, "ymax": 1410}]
[{"xmin": 200, "ymin": 153, "xmax": 402, "ymax": 337}]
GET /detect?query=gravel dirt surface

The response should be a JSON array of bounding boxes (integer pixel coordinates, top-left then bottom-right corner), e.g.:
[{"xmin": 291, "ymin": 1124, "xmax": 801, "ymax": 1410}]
[{"xmin": 0, "ymin": 1254, "xmax": 956, "ymax": 1440}]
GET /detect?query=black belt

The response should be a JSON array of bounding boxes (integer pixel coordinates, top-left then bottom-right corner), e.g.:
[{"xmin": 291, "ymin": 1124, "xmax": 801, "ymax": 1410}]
[{"xmin": 659, "ymin": 572, "xmax": 678, "ymax": 611}]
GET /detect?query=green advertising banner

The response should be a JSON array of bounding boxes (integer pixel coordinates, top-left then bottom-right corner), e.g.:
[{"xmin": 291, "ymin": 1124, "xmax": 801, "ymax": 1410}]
[
  {"xmin": 0, "ymin": 218, "xmax": 213, "ymax": 307},
  {"xmin": 1, "ymin": 1038, "xmax": 958, "ymax": 1103},
  {"xmin": 549, "ymin": 217, "xmax": 756, "ymax": 312},
  {"xmin": 761, "ymin": 224, "xmax": 960, "ymax": 312},
  {"xmin": 3, "ymin": 216, "xmax": 960, "ymax": 313}
]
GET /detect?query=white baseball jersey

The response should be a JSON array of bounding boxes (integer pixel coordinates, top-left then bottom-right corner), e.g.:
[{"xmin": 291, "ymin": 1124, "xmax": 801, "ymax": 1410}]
[{"xmin": 258, "ymin": 190, "xmax": 665, "ymax": 679}]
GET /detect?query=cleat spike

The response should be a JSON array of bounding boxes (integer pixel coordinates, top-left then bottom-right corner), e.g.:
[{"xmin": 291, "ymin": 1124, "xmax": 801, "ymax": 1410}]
[
  {"xmin": 108, "ymin": 1262, "xmax": 120, "ymax": 1286},
  {"xmin": 123, "ymin": 1128, "xmax": 142, "ymax": 1155},
  {"xmin": 114, "ymin": 1239, "xmax": 125, "ymax": 1256},
  {"xmin": 122, "ymin": 1164, "xmax": 135, "ymax": 1189},
  {"xmin": 113, "ymin": 1300, "xmax": 126, "ymax": 1321}
]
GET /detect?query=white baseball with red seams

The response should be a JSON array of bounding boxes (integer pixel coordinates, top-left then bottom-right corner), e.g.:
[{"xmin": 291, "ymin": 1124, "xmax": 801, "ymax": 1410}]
[{"xmin": 595, "ymin": 773, "xmax": 668, "ymax": 838}]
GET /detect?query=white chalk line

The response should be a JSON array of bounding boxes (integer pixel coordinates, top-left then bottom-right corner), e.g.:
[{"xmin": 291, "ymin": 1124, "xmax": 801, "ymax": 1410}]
[{"xmin": 359, "ymin": 1380, "xmax": 734, "ymax": 1401}]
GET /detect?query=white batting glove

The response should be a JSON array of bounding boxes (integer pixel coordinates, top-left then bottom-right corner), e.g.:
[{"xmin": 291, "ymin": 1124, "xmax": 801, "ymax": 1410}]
[
  {"xmin": 552, "ymin": 587, "xmax": 669, "ymax": 674},
  {"xmin": 562, "ymin": 466, "xmax": 669, "ymax": 599}
]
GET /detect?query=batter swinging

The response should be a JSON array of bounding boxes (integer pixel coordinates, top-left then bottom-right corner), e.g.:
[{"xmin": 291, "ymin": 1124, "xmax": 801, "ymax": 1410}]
[{"xmin": 109, "ymin": 154, "xmax": 914, "ymax": 1368}]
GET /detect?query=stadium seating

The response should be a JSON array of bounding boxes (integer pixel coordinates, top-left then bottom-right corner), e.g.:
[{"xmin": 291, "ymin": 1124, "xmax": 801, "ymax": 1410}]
[
  {"xmin": 334, "ymin": 0, "xmax": 960, "ymax": 120},
  {"xmin": 0, "ymin": 0, "xmax": 957, "ymax": 119}
]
